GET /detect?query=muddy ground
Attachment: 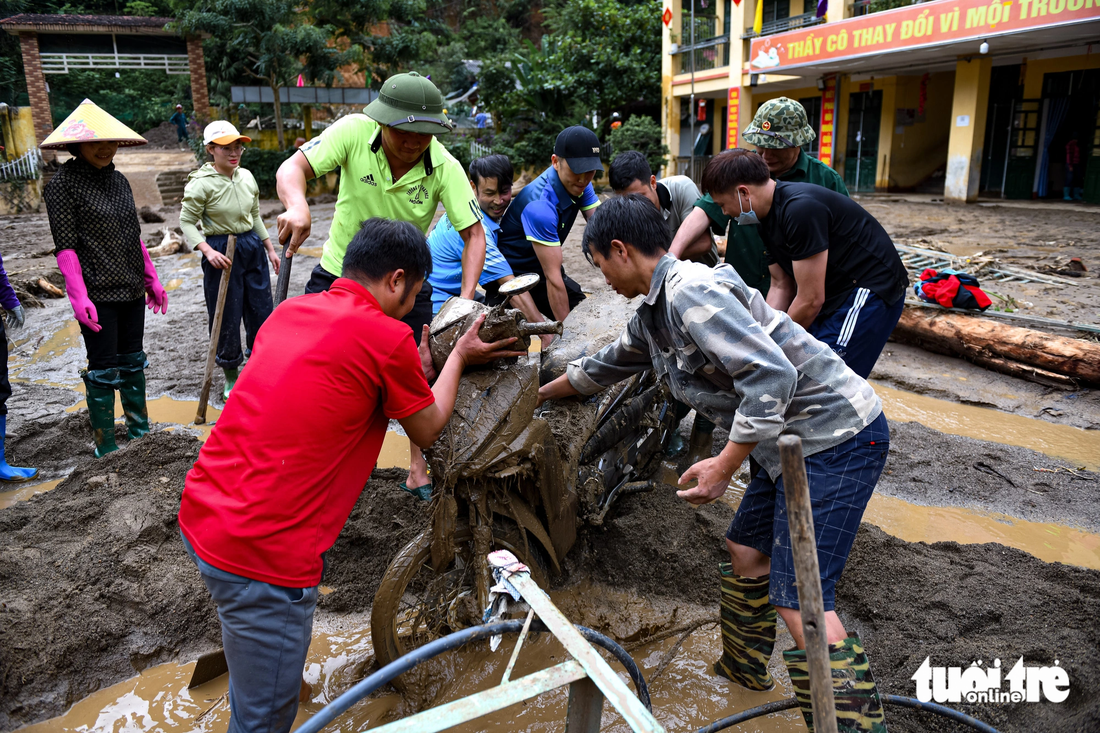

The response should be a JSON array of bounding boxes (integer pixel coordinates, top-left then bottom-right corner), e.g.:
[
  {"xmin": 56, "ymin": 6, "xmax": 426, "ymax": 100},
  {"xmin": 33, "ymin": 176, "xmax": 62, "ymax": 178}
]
[
  {"xmin": 1, "ymin": 196, "xmax": 1099, "ymax": 730},
  {"xmin": 2, "ymin": 419, "xmax": 1097, "ymax": 731}
]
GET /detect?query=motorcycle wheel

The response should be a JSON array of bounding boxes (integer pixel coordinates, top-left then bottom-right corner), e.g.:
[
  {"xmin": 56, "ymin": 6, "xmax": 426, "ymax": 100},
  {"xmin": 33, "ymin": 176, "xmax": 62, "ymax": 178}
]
[{"xmin": 370, "ymin": 520, "xmax": 547, "ymax": 684}]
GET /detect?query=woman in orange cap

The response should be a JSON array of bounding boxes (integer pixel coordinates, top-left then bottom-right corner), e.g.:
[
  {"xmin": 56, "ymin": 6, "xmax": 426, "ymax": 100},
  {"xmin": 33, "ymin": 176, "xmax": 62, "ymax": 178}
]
[
  {"xmin": 41, "ymin": 99, "xmax": 169, "ymax": 458},
  {"xmin": 179, "ymin": 121, "xmax": 279, "ymax": 399}
]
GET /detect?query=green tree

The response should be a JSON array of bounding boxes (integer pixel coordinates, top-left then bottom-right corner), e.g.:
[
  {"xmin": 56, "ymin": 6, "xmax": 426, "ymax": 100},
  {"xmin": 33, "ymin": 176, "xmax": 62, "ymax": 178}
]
[
  {"xmin": 541, "ymin": 0, "xmax": 661, "ymax": 132},
  {"xmin": 174, "ymin": 0, "xmax": 359, "ymax": 149},
  {"xmin": 609, "ymin": 115, "xmax": 668, "ymax": 175}
]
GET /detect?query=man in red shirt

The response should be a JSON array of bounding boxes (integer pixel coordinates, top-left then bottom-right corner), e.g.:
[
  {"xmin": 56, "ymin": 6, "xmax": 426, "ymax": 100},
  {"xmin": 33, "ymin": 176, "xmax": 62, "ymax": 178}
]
[{"xmin": 178, "ymin": 217, "xmax": 522, "ymax": 733}]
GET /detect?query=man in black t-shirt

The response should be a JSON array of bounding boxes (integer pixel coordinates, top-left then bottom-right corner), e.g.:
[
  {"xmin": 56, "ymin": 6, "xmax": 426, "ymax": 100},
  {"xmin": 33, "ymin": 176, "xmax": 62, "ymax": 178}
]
[{"xmin": 702, "ymin": 149, "xmax": 908, "ymax": 378}]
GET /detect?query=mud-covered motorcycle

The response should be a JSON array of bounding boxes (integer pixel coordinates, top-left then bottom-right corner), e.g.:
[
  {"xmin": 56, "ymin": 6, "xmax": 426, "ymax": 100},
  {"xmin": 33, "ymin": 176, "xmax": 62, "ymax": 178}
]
[{"xmin": 370, "ymin": 276, "xmax": 679, "ymax": 670}]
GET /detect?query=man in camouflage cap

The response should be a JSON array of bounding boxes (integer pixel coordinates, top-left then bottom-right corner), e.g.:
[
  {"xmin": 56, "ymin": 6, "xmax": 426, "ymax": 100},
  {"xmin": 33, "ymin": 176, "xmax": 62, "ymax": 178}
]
[
  {"xmin": 670, "ymin": 96, "xmax": 848, "ymax": 295},
  {"xmin": 276, "ymin": 70, "xmax": 488, "ymax": 497},
  {"xmin": 669, "ymin": 97, "xmax": 849, "ymax": 467}
]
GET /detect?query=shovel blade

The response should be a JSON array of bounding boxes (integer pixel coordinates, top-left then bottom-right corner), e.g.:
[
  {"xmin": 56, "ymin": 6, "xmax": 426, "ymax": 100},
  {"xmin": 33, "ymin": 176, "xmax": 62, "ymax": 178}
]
[{"xmin": 189, "ymin": 648, "xmax": 228, "ymax": 688}]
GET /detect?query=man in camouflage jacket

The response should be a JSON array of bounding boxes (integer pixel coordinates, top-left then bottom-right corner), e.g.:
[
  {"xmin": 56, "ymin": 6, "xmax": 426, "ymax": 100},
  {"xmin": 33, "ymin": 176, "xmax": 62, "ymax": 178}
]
[{"xmin": 539, "ymin": 195, "xmax": 890, "ymax": 733}]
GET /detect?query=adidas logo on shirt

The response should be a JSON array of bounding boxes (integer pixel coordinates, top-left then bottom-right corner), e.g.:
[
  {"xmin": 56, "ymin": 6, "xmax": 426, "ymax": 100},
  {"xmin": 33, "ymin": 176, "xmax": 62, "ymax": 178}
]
[{"xmin": 361, "ymin": 174, "xmax": 377, "ymax": 186}]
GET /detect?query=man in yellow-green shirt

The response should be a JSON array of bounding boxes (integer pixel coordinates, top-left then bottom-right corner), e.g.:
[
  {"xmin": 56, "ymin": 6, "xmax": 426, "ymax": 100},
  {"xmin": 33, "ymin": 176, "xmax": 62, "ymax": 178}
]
[{"xmin": 275, "ymin": 70, "xmax": 486, "ymax": 495}]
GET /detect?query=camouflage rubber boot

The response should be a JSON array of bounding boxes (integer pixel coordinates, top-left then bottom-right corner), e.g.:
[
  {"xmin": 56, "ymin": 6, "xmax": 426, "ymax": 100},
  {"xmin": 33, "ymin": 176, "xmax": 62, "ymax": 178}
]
[
  {"xmin": 782, "ymin": 635, "xmax": 888, "ymax": 733},
  {"xmin": 83, "ymin": 368, "xmax": 120, "ymax": 458},
  {"xmin": 714, "ymin": 563, "xmax": 777, "ymax": 690},
  {"xmin": 117, "ymin": 351, "xmax": 150, "ymax": 441}
]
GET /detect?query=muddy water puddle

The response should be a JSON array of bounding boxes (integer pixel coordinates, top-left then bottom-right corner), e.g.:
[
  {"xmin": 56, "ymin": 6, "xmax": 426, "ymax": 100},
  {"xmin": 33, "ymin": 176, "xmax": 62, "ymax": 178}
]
[
  {"xmin": 22, "ymin": 598, "xmax": 800, "ymax": 733},
  {"xmin": 864, "ymin": 493, "xmax": 1100, "ymax": 569},
  {"xmin": 0, "ymin": 478, "xmax": 61, "ymax": 510},
  {"xmin": 873, "ymin": 381, "xmax": 1100, "ymax": 469}
]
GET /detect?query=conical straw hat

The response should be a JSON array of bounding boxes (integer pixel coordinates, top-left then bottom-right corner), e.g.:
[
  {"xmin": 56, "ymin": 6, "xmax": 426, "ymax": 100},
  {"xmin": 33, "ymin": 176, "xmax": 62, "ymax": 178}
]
[{"xmin": 40, "ymin": 98, "xmax": 147, "ymax": 150}]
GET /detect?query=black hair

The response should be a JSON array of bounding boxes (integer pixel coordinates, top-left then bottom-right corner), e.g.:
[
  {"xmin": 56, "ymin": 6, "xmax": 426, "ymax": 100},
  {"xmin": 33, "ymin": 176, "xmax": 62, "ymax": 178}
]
[
  {"xmin": 468, "ymin": 154, "xmax": 514, "ymax": 190},
  {"xmin": 581, "ymin": 194, "xmax": 670, "ymax": 264},
  {"xmin": 701, "ymin": 148, "xmax": 771, "ymax": 195},
  {"xmin": 607, "ymin": 150, "xmax": 653, "ymax": 192},
  {"xmin": 342, "ymin": 218, "xmax": 433, "ymax": 297},
  {"xmin": 65, "ymin": 143, "xmax": 82, "ymax": 157}
]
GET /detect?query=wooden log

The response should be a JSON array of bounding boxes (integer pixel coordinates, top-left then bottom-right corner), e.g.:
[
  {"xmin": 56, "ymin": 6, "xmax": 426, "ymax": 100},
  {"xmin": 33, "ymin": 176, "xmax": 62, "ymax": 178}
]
[
  {"xmin": 779, "ymin": 435, "xmax": 838, "ymax": 733},
  {"xmin": 195, "ymin": 234, "xmax": 235, "ymax": 425},
  {"xmin": 893, "ymin": 307, "xmax": 1100, "ymax": 386},
  {"xmin": 36, "ymin": 278, "xmax": 64, "ymax": 298}
]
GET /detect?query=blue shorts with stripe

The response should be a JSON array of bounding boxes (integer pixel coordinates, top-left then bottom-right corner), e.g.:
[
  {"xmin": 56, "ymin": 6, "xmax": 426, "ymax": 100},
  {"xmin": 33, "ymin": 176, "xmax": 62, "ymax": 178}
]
[
  {"xmin": 810, "ymin": 288, "xmax": 904, "ymax": 379},
  {"xmin": 725, "ymin": 412, "xmax": 890, "ymax": 611}
]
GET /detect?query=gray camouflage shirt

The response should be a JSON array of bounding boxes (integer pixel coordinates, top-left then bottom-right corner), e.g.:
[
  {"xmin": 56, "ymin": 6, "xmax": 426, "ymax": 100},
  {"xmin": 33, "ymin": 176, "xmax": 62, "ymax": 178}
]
[{"xmin": 566, "ymin": 255, "xmax": 882, "ymax": 480}]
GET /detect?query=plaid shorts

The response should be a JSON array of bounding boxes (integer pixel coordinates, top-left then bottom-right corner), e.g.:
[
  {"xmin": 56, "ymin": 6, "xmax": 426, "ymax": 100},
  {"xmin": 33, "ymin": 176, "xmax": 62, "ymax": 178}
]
[{"xmin": 725, "ymin": 412, "xmax": 889, "ymax": 611}]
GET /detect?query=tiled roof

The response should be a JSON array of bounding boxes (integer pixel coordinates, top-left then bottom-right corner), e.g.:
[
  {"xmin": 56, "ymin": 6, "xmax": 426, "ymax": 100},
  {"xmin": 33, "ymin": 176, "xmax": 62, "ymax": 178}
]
[{"xmin": 0, "ymin": 14, "xmax": 175, "ymax": 33}]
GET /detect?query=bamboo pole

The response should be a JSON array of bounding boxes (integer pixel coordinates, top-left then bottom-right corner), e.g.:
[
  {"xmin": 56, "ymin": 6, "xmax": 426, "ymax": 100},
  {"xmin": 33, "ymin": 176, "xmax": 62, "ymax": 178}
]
[
  {"xmin": 195, "ymin": 234, "xmax": 235, "ymax": 425},
  {"xmin": 779, "ymin": 434, "xmax": 838, "ymax": 733}
]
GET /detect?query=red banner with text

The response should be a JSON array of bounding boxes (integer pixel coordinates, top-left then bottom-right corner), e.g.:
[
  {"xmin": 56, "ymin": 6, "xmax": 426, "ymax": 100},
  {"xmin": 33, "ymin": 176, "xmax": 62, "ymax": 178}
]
[
  {"xmin": 749, "ymin": 0, "xmax": 1099, "ymax": 71},
  {"xmin": 818, "ymin": 76, "xmax": 836, "ymax": 166},
  {"xmin": 727, "ymin": 87, "xmax": 740, "ymax": 149}
]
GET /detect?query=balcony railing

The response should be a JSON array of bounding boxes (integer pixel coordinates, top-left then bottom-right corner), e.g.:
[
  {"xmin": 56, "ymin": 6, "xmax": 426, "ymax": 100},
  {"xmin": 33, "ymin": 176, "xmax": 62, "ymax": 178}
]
[
  {"xmin": 673, "ymin": 35, "xmax": 731, "ymax": 75},
  {"xmin": 740, "ymin": 11, "xmax": 825, "ymax": 39}
]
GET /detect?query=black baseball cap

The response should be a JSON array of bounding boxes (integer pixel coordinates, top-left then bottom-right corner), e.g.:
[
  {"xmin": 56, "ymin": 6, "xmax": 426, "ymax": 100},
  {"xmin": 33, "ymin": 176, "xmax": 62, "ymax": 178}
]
[{"xmin": 554, "ymin": 126, "xmax": 603, "ymax": 174}]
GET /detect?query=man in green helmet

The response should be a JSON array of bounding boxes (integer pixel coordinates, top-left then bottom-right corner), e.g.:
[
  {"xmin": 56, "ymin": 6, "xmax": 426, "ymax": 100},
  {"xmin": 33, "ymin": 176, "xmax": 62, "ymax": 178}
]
[
  {"xmin": 276, "ymin": 70, "xmax": 486, "ymax": 497},
  {"xmin": 670, "ymin": 97, "xmax": 848, "ymax": 294}
]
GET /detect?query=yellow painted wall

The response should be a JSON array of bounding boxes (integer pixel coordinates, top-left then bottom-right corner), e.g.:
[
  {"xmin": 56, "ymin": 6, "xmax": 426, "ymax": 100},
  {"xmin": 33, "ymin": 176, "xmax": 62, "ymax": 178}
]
[
  {"xmin": 1022, "ymin": 53, "xmax": 1100, "ymax": 99},
  {"xmin": 945, "ymin": 56, "xmax": 992, "ymax": 203},
  {"xmin": 887, "ymin": 71, "xmax": 955, "ymax": 190},
  {"xmin": 1, "ymin": 107, "xmax": 37, "ymax": 158}
]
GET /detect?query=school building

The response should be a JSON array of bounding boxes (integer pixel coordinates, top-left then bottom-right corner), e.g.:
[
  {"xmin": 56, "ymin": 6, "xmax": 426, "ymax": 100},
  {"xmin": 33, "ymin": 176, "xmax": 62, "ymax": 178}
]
[{"xmin": 661, "ymin": 0, "xmax": 1100, "ymax": 202}]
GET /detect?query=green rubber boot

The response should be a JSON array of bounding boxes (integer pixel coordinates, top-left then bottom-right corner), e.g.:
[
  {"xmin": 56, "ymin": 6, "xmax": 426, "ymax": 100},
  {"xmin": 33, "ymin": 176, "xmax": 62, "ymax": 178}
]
[
  {"xmin": 783, "ymin": 635, "xmax": 888, "ymax": 733},
  {"xmin": 222, "ymin": 367, "xmax": 239, "ymax": 400},
  {"xmin": 83, "ymin": 368, "xmax": 120, "ymax": 458},
  {"xmin": 117, "ymin": 351, "xmax": 150, "ymax": 441},
  {"xmin": 714, "ymin": 563, "xmax": 777, "ymax": 690}
]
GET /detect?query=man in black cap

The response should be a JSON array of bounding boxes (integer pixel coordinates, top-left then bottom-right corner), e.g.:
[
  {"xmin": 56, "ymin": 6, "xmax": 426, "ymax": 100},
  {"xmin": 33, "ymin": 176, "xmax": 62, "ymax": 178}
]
[{"xmin": 497, "ymin": 126, "xmax": 603, "ymax": 321}]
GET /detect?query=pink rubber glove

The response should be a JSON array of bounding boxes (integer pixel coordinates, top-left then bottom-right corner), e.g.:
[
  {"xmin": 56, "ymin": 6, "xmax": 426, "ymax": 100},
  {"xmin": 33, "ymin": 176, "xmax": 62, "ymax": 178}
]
[
  {"xmin": 56, "ymin": 250, "xmax": 101, "ymax": 333},
  {"xmin": 140, "ymin": 240, "xmax": 168, "ymax": 314}
]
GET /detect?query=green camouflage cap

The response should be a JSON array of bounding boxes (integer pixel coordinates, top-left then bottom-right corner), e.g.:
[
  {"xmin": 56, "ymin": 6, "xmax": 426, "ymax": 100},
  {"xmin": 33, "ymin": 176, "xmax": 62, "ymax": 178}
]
[
  {"xmin": 742, "ymin": 97, "xmax": 816, "ymax": 149},
  {"xmin": 365, "ymin": 71, "xmax": 455, "ymax": 135}
]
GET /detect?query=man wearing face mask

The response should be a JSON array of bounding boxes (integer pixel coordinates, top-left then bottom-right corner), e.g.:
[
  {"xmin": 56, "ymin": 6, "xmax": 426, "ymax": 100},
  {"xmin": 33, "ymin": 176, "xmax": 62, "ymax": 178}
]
[
  {"xmin": 497, "ymin": 126, "xmax": 603, "ymax": 322},
  {"xmin": 703, "ymin": 149, "xmax": 908, "ymax": 379},
  {"xmin": 670, "ymin": 98, "xmax": 848, "ymax": 295}
]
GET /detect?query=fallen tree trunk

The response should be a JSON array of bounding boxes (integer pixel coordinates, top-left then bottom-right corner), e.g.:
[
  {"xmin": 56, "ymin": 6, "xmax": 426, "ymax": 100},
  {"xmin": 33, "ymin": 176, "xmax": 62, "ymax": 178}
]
[{"xmin": 892, "ymin": 307, "xmax": 1100, "ymax": 387}]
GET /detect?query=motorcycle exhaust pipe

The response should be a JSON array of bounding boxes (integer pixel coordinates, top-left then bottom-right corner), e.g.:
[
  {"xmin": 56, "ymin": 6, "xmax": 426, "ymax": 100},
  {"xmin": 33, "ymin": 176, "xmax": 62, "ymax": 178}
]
[{"xmin": 517, "ymin": 321, "xmax": 564, "ymax": 338}]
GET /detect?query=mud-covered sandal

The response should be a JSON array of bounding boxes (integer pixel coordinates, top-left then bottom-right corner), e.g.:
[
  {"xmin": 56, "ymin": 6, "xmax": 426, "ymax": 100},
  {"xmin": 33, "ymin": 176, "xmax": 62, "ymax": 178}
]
[{"xmin": 399, "ymin": 481, "xmax": 433, "ymax": 501}]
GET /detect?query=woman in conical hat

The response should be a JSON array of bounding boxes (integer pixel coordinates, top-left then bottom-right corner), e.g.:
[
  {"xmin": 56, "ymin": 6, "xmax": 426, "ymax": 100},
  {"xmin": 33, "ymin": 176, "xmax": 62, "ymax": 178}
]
[{"xmin": 41, "ymin": 99, "xmax": 169, "ymax": 458}]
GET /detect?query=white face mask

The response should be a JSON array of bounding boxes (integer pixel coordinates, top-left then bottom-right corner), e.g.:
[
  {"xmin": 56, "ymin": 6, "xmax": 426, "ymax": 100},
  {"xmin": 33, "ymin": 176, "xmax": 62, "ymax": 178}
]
[{"xmin": 735, "ymin": 190, "xmax": 760, "ymax": 226}]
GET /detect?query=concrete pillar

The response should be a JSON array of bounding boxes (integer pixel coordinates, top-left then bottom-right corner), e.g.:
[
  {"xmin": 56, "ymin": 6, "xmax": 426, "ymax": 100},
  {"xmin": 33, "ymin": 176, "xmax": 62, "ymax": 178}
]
[
  {"xmin": 945, "ymin": 56, "xmax": 991, "ymax": 203},
  {"xmin": 661, "ymin": 0, "xmax": 676, "ymax": 177},
  {"xmin": 18, "ymin": 32, "xmax": 53, "ymax": 148},
  {"xmin": 187, "ymin": 37, "xmax": 210, "ymax": 120}
]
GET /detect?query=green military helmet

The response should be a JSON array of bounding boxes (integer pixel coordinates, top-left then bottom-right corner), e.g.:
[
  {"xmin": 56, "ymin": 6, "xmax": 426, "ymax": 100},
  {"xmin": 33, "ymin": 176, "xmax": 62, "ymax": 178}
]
[
  {"xmin": 742, "ymin": 97, "xmax": 815, "ymax": 149},
  {"xmin": 364, "ymin": 71, "xmax": 455, "ymax": 135}
]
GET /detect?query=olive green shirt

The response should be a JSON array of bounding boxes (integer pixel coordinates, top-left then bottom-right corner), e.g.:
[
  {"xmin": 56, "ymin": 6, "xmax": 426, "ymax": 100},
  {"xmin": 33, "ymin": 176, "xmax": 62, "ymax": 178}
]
[
  {"xmin": 179, "ymin": 163, "xmax": 270, "ymax": 249},
  {"xmin": 695, "ymin": 152, "xmax": 848, "ymax": 294}
]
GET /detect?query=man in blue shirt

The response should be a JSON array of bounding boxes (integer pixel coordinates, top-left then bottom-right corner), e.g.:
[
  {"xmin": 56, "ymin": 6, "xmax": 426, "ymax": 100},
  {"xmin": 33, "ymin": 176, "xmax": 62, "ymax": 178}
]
[
  {"xmin": 427, "ymin": 155, "xmax": 548, "ymax": 345},
  {"xmin": 497, "ymin": 126, "xmax": 602, "ymax": 322}
]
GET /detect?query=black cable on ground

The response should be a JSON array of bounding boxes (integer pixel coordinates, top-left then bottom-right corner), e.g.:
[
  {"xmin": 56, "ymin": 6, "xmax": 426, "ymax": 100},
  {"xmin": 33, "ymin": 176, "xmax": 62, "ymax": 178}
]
[
  {"xmin": 296, "ymin": 619, "xmax": 650, "ymax": 733},
  {"xmin": 694, "ymin": 694, "xmax": 1002, "ymax": 733},
  {"xmin": 882, "ymin": 694, "xmax": 1002, "ymax": 733}
]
